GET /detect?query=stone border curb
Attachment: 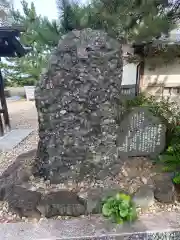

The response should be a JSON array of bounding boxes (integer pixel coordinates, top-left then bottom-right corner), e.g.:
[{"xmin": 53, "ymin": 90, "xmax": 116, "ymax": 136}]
[{"xmin": 0, "ymin": 212, "xmax": 180, "ymax": 240}]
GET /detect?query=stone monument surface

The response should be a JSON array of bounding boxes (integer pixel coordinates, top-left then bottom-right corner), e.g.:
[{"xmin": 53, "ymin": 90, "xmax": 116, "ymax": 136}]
[
  {"xmin": 35, "ymin": 28, "xmax": 123, "ymax": 183},
  {"xmin": 117, "ymin": 107, "xmax": 166, "ymax": 158}
]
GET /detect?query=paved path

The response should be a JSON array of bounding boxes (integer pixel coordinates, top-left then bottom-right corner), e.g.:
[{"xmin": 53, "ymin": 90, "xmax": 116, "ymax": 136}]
[
  {"xmin": 7, "ymin": 100, "xmax": 38, "ymax": 130},
  {"xmin": 0, "ymin": 100, "xmax": 38, "ymax": 177}
]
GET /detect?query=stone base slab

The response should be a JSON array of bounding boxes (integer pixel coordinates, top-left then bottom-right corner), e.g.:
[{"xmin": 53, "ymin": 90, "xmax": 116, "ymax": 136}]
[
  {"xmin": 0, "ymin": 129, "xmax": 33, "ymax": 151},
  {"xmin": 0, "ymin": 212, "xmax": 180, "ymax": 240}
]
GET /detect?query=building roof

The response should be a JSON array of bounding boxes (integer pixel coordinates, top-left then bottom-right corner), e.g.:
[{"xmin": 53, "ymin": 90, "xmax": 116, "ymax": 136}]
[
  {"xmin": 156, "ymin": 28, "xmax": 180, "ymax": 45},
  {"xmin": 131, "ymin": 27, "xmax": 180, "ymax": 48},
  {"xmin": 0, "ymin": 26, "xmax": 31, "ymax": 57}
]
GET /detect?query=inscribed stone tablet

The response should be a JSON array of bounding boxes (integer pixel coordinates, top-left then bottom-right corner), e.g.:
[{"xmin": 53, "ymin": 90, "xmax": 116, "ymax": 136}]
[{"xmin": 117, "ymin": 107, "xmax": 166, "ymax": 158}]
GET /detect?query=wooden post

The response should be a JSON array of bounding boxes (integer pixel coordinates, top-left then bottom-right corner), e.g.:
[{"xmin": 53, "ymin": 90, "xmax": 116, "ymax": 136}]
[
  {"xmin": 0, "ymin": 113, "xmax": 4, "ymax": 136},
  {"xmin": 0, "ymin": 60, "xmax": 10, "ymax": 133},
  {"xmin": 0, "ymin": 26, "xmax": 31, "ymax": 135}
]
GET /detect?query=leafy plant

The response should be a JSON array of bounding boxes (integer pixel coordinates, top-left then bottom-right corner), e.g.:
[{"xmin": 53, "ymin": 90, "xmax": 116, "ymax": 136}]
[
  {"xmin": 158, "ymin": 126, "xmax": 180, "ymax": 184},
  {"xmin": 173, "ymin": 173, "xmax": 180, "ymax": 184},
  {"xmin": 1, "ymin": 0, "xmax": 60, "ymax": 87},
  {"xmin": 118, "ymin": 94, "xmax": 180, "ymax": 184},
  {"xmin": 102, "ymin": 193, "xmax": 137, "ymax": 224},
  {"xmin": 118, "ymin": 94, "xmax": 180, "ymax": 147}
]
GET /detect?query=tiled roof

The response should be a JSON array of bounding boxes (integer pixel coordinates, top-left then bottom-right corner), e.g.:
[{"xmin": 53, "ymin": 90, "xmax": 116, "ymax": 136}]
[{"xmin": 157, "ymin": 28, "xmax": 180, "ymax": 44}]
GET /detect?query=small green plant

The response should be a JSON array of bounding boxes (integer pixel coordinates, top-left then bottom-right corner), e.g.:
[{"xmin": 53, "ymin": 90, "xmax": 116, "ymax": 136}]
[
  {"xmin": 173, "ymin": 173, "xmax": 180, "ymax": 184},
  {"xmin": 158, "ymin": 126, "xmax": 180, "ymax": 184},
  {"xmin": 102, "ymin": 193, "xmax": 137, "ymax": 224}
]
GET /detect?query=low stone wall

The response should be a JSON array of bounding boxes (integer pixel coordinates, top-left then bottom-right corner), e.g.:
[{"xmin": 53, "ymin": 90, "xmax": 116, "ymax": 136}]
[
  {"xmin": 0, "ymin": 212, "xmax": 179, "ymax": 239},
  {"xmin": 5, "ymin": 87, "xmax": 26, "ymax": 98}
]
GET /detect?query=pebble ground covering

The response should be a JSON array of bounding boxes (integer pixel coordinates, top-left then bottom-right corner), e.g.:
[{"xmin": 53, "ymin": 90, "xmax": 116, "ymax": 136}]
[{"xmin": 0, "ymin": 100, "xmax": 180, "ymax": 223}]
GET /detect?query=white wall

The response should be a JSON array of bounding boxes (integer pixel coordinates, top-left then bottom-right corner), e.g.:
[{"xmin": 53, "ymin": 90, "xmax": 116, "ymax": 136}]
[
  {"xmin": 142, "ymin": 60, "xmax": 180, "ymax": 87},
  {"xmin": 122, "ymin": 63, "xmax": 137, "ymax": 85},
  {"xmin": 140, "ymin": 59, "xmax": 180, "ymax": 104}
]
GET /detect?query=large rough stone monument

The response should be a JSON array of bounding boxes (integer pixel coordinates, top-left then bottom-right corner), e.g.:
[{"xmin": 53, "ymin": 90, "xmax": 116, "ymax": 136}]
[{"xmin": 35, "ymin": 29, "xmax": 123, "ymax": 183}]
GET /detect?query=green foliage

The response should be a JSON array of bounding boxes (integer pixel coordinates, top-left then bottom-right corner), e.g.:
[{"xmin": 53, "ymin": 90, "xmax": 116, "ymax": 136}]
[
  {"xmin": 123, "ymin": 94, "xmax": 180, "ymax": 126},
  {"xmin": 120, "ymin": 94, "xmax": 180, "ymax": 147},
  {"xmin": 56, "ymin": 0, "xmax": 180, "ymax": 44},
  {"xmin": 89, "ymin": 0, "xmax": 180, "ymax": 65},
  {"xmin": 57, "ymin": 0, "xmax": 80, "ymax": 32},
  {"xmin": 2, "ymin": 0, "xmax": 61, "ymax": 86},
  {"xmin": 3, "ymin": 0, "xmax": 180, "ymax": 86},
  {"xmin": 120, "ymin": 94, "xmax": 180, "ymax": 184},
  {"xmin": 173, "ymin": 173, "xmax": 180, "ymax": 184},
  {"xmin": 145, "ymin": 45, "xmax": 180, "ymax": 68},
  {"xmin": 53, "ymin": 0, "xmax": 180, "ymax": 68},
  {"xmin": 56, "ymin": 0, "xmax": 92, "ymax": 33},
  {"xmin": 102, "ymin": 193, "xmax": 137, "ymax": 224},
  {"xmin": 11, "ymin": 0, "xmax": 61, "ymax": 47},
  {"xmin": 158, "ymin": 126, "xmax": 180, "ymax": 184},
  {"xmin": 88, "ymin": 0, "xmax": 180, "ymax": 43}
]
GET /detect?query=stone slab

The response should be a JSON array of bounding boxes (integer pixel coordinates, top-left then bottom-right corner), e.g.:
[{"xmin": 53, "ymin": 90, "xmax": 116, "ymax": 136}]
[
  {"xmin": 0, "ymin": 129, "xmax": 33, "ymax": 151},
  {"xmin": 117, "ymin": 107, "xmax": 166, "ymax": 158},
  {"xmin": 0, "ymin": 212, "xmax": 180, "ymax": 239}
]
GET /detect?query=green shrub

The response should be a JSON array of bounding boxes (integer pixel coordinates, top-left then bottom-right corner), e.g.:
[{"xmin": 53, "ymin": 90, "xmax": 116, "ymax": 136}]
[
  {"xmin": 158, "ymin": 126, "xmax": 180, "ymax": 184},
  {"xmin": 117, "ymin": 94, "xmax": 180, "ymax": 147},
  {"xmin": 173, "ymin": 173, "xmax": 180, "ymax": 184},
  {"xmin": 117, "ymin": 94, "xmax": 180, "ymax": 184},
  {"xmin": 102, "ymin": 193, "xmax": 137, "ymax": 224}
]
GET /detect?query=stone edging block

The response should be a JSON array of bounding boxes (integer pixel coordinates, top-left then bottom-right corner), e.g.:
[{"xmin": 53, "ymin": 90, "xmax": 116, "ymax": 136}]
[{"xmin": 0, "ymin": 212, "xmax": 180, "ymax": 240}]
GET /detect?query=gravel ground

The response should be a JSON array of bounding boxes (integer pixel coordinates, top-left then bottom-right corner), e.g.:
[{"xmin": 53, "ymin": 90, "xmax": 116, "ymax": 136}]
[
  {"xmin": 0, "ymin": 100, "xmax": 39, "ymax": 222},
  {"xmin": 27, "ymin": 157, "xmax": 180, "ymax": 217},
  {"xmin": 0, "ymin": 100, "xmax": 38, "ymax": 175},
  {"xmin": 0, "ymin": 100, "xmax": 180, "ymax": 223}
]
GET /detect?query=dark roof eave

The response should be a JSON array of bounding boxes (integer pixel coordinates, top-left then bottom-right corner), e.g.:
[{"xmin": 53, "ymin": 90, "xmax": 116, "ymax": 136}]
[
  {"xmin": 11, "ymin": 38, "xmax": 27, "ymax": 57},
  {"xmin": 132, "ymin": 40, "xmax": 180, "ymax": 48},
  {"xmin": 0, "ymin": 26, "xmax": 31, "ymax": 58}
]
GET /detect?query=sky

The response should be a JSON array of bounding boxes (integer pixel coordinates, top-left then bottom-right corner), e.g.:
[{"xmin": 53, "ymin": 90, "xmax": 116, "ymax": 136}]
[
  {"xmin": 13, "ymin": 0, "xmax": 58, "ymax": 20},
  {"xmin": 13, "ymin": 0, "xmax": 87, "ymax": 20}
]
